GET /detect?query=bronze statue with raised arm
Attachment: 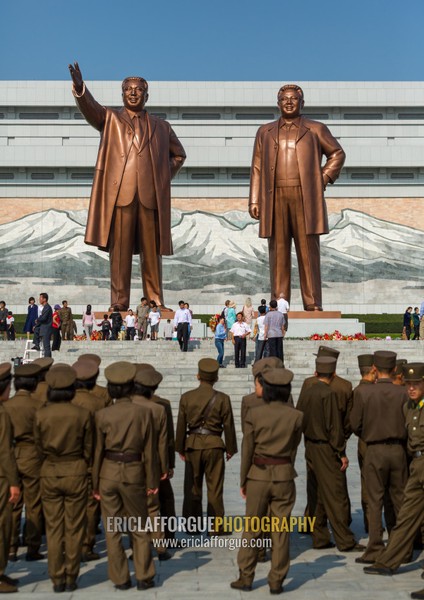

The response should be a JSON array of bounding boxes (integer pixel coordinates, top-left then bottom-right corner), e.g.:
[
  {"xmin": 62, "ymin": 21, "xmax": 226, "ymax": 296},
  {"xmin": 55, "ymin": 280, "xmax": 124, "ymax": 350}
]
[
  {"xmin": 69, "ymin": 62, "xmax": 186, "ymax": 311},
  {"xmin": 249, "ymin": 84, "xmax": 345, "ymax": 311}
]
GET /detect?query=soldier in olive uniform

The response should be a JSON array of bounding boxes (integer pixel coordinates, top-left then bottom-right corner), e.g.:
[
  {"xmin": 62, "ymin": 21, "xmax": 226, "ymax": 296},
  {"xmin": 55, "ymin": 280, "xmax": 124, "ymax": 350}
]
[
  {"xmin": 34, "ymin": 365, "xmax": 92, "ymax": 593},
  {"xmin": 59, "ymin": 301, "xmax": 73, "ymax": 341},
  {"xmin": 299, "ymin": 345, "xmax": 353, "ymax": 530},
  {"xmin": 132, "ymin": 366, "xmax": 170, "ymax": 559},
  {"xmin": 0, "ymin": 363, "xmax": 21, "ymax": 594},
  {"xmin": 149, "ymin": 368, "xmax": 177, "ymax": 541},
  {"xmin": 92, "ymin": 362, "xmax": 157, "ymax": 591},
  {"xmin": 297, "ymin": 357, "xmax": 363, "ymax": 552},
  {"xmin": 363, "ymin": 363, "xmax": 424, "ymax": 600},
  {"xmin": 350, "ymin": 351, "xmax": 408, "ymax": 564},
  {"xmin": 71, "ymin": 360, "xmax": 109, "ymax": 561},
  {"xmin": 241, "ymin": 357, "xmax": 284, "ymax": 433},
  {"xmin": 353, "ymin": 354, "xmax": 376, "ymax": 533},
  {"xmin": 32, "ymin": 357, "xmax": 54, "ymax": 405},
  {"xmin": 176, "ymin": 358, "xmax": 237, "ymax": 532},
  {"xmin": 76, "ymin": 354, "xmax": 112, "ymax": 406},
  {"xmin": 231, "ymin": 368, "xmax": 303, "ymax": 594},
  {"xmin": 4, "ymin": 363, "xmax": 45, "ymax": 562}
]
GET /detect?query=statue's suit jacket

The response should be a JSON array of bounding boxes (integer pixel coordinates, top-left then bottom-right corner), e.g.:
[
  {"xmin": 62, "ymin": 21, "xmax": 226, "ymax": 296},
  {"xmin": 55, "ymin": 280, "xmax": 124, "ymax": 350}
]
[
  {"xmin": 73, "ymin": 85, "xmax": 186, "ymax": 255},
  {"xmin": 249, "ymin": 116, "xmax": 345, "ymax": 237}
]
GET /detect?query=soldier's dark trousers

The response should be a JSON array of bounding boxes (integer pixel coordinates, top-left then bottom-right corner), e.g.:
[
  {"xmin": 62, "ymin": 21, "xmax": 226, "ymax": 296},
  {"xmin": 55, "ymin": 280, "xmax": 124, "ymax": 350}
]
[
  {"xmin": 41, "ymin": 474, "xmax": 87, "ymax": 586},
  {"xmin": 184, "ymin": 448, "xmax": 225, "ymax": 526},
  {"xmin": 0, "ymin": 478, "xmax": 12, "ymax": 577}
]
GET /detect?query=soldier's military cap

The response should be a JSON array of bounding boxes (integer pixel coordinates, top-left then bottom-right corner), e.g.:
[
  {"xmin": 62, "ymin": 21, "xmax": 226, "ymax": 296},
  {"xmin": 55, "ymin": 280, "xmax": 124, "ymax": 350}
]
[
  {"xmin": 394, "ymin": 359, "xmax": 408, "ymax": 376},
  {"xmin": 77, "ymin": 353, "xmax": 101, "ymax": 366},
  {"xmin": 262, "ymin": 367, "xmax": 293, "ymax": 386},
  {"xmin": 135, "ymin": 363, "xmax": 163, "ymax": 383},
  {"xmin": 198, "ymin": 358, "xmax": 219, "ymax": 381},
  {"xmin": 357, "ymin": 354, "xmax": 374, "ymax": 368},
  {"xmin": 403, "ymin": 363, "xmax": 424, "ymax": 382},
  {"xmin": 252, "ymin": 357, "xmax": 284, "ymax": 377},
  {"xmin": 33, "ymin": 357, "xmax": 54, "ymax": 371},
  {"xmin": 315, "ymin": 346, "xmax": 340, "ymax": 360},
  {"xmin": 134, "ymin": 367, "xmax": 162, "ymax": 387},
  {"xmin": 0, "ymin": 363, "xmax": 11, "ymax": 381},
  {"xmin": 316, "ymin": 356, "xmax": 337, "ymax": 374},
  {"xmin": 104, "ymin": 361, "xmax": 136, "ymax": 384},
  {"xmin": 72, "ymin": 360, "xmax": 98, "ymax": 381},
  {"xmin": 46, "ymin": 365, "xmax": 76, "ymax": 389},
  {"xmin": 14, "ymin": 363, "xmax": 42, "ymax": 377},
  {"xmin": 373, "ymin": 350, "xmax": 397, "ymax": 370}
]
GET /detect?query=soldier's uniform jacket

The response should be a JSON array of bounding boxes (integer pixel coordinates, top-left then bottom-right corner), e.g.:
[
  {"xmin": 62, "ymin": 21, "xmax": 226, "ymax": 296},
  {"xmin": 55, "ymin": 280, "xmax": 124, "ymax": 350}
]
[
  {"xmin": 241, "ymin": 392, "xmax": 294, "ymax": 434},
  {"xmin": 241, "ymin": 402, "xmax": 303, "ymax": 487},
  {"xmin": 72, "ymin": 388, "xmax": 108, "ymax": 415},
  {"xmin": 59, "ymin": 306, "xmax": 72, "ymax": 324},
  {"xmin": 34, "ymin": 402, "xmax": 92, "ymax": 477},
  {"xmin": 175, "ymin": 382, "xmax": 238, "ymax": 455},
  {"xmin": 404, "ymin": 400, "xmax": 424, "ymax": 455},
  {"xmin": 32, "ymin": 381, "xmax": 49, "ymax": 406},
  {"xmin": 131, "ymin": 395, "xmax": 168, "ymax": 477},
  {"xmin": 299, "ymin": 374, "xmax": 353, "ymax": 438},
  {"xmin": 92, "ymin": 398, "xmax": 157, "ymax": 490},
  {"xmin": 0, "ymin": 405, "xmax": 19, "ymax": 486},
  {"xmin": 4, "ymin": 390, "xmax": 45, "ymax": 463},
  {"xmin": 93, "ymin": 384, "xmax": 112, "ymax": 406},
  {"xmin": 153, "ymin": 394, "xmax": 175, "ymax": 469},
  {"xmin": 297, "ymin": 380, "xmax": 346, "ymax": 454},
  {"xmin": 350, "ymin": 379, "xmax": 408, "ymax": 442}
]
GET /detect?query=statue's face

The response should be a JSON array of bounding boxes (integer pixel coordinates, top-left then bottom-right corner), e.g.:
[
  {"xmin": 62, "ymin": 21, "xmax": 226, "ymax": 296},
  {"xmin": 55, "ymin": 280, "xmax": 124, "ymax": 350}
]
[
  {"xmin": 278, "ymin": 89, "xmax": 304, "ymax": 119},
  {"xmin": 122, "ymin": 82, "xmax": 148, "ymax": 112}
]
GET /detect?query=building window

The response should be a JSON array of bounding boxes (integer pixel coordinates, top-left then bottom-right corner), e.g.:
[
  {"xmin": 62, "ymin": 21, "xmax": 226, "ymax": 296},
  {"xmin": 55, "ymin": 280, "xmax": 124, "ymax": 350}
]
[
  {"xmin": 0, "ymin": 113, "xmax": 4, "ymax": 119},
  {"xmin": 0, "ymin": 173, "xmax": 14, "ymax": 180},
  {"xmin": 182, "ymin": 113, "xmax": 221, "ymax": 120},
  {"xmin": 190, "ymin": 173, "xmax": 216, "ymax": 180},
  {"xmin": 303, "ymin": 113, "xmax": 330, "ymax": 120},
  {"xmin": 19, "ymin": 112, "xmax": 59, "ymax": 119},
  {"xmin": 350, "ymin": 173, "xmax": 375, "ymax": 180},
  {"xmin": 70, "ymin": 172, "xmax": 93, "ymax": 180},
  {"xmin": 74, "ymin": 113, "xmax": 84, "ymax": 119},
  {"xmin": 398, "ymin": 113, "xmax": 424, "ymax": 119},
  {"xmin": 231, "ymin": 172, "xmax": 250, "ymax": 180},
  {"xmin": 30, "ymin": 173, "xmax": 55, "ymax": 180},
  {"xmin": 390, "ymin": 172, "xmax": 414, "ymax": 179},
  {"xmin": 235, "ymin": 113, "xmax": 275, "ymax": 120},
  {"xmin": 343, "ymin": 113, "xmax": 383, "ymax": 120}
]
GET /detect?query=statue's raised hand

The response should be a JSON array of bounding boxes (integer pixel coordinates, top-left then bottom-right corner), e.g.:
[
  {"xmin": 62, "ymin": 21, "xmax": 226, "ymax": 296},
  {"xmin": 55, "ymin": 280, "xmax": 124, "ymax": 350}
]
[{"xmin": 68, "ymin": 62, "xmax": 84, "ymax": 94}]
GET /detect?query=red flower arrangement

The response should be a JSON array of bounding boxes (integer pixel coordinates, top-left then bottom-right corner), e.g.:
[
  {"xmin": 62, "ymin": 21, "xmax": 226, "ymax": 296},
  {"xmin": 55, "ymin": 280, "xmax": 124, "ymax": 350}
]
[
  {"xmin": 209, "ymin": 314, "xmax": 221, "ymax": 332},
  {"xmin": 310, "ymin": 330, "xmax": 367, "ymax": 341}
]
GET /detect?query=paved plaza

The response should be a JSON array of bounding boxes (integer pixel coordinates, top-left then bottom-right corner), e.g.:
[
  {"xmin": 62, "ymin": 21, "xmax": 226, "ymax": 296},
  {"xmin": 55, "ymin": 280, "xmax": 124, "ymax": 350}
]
[{"xmin": 1, "ymin": 339, "xmax": 423, "ymax": 599}]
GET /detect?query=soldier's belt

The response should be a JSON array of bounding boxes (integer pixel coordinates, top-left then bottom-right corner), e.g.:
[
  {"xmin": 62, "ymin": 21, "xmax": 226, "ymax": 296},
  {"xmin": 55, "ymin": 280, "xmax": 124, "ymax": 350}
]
[
  {"xmin": 45, "ymin": 454, "xmax": 84, "ymax": 462},
  {"xmin": 367, "ymin": 439, "xmax": 404, "ymax": 446},
  {"xmin": 105, "ymin": 451, "xmax": 141, "ymax": 463},
  {"xmin": 253, "ymin": 455, "xmax": 291, "ymax": 465},
  {"xmin": 188, "ymin": 427, "xmax": 221, "ymax": 436},
  {"xmin": 305, "ymin": 438, "xmax": 329, "ymax": 445}
]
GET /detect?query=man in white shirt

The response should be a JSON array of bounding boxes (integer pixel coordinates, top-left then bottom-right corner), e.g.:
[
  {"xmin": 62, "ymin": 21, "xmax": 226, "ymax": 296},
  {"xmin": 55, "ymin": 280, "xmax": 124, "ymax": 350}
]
[
  {"xmin": 173, "ymin": 300, "xmax": 192, "ymax": 352},
  {"xmin": 124, "ymin": 309, "xmax": 136, "ymax": 340},
  {"xmin": 230, "ymin": 313, "xmax": 251, "ymax": 368},
  {"xmin": 277, "ymin": 293, "xmax": 290, "ymax": 331}
]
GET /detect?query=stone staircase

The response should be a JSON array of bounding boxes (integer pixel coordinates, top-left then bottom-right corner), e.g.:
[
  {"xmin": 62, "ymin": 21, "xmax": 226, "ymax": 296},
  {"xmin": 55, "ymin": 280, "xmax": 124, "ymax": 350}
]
[{"xmin": 2, "ymin": 338, "xmax": 422, "ymax": 434}]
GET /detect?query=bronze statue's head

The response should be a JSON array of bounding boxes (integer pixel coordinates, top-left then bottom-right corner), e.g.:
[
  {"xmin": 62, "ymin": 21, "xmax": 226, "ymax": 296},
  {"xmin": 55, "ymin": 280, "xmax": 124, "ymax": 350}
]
[
  {"xmin": 277, "ymin": 84, "xmax": 305, "ymax": 119},
  {"xmin": 122, "ymin": 77, "xmax": 149, "ymax": 112}
]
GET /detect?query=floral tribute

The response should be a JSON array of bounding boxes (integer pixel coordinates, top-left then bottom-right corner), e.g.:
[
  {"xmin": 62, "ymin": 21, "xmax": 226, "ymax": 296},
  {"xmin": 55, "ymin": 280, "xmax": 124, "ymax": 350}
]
[
  {"xmin": 209, "ymin": 314, "xmax": 221, "ymax": 332},
  {"xmin": 310, "ymin": 330, "xmax": 367, "ymax": 341}
]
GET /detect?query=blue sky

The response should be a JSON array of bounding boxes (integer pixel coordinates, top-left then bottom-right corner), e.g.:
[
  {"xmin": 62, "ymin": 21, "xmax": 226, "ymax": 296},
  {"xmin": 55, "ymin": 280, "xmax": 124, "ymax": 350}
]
[{"xmin": 2, "ymin": 0, "xmax": 423, "ymax": 81}]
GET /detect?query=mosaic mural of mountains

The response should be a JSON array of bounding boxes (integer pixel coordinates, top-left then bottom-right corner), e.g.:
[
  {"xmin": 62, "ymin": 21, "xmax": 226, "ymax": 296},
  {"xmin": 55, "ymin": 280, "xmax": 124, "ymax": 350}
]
[{"xmin": 0, "ymin": 208, "xmax": 422, "ymax": 294}]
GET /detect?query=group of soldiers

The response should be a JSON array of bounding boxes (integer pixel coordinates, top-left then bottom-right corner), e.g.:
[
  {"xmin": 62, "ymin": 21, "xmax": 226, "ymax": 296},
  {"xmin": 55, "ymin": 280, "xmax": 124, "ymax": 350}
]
[{"xmin": 1, "ymin": 347, "xmax": 424, "ymax": 598}]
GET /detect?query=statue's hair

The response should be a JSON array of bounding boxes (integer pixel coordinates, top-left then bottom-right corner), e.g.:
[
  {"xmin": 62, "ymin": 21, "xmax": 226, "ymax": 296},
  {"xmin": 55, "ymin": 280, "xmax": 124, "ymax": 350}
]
[
  {"xmin": 122, "ymin": 77, "xmax": 148, "ymax": 92},
  {"xmin": 277, "ymin": 84, "xmax": 304, "ymax": 100}
]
